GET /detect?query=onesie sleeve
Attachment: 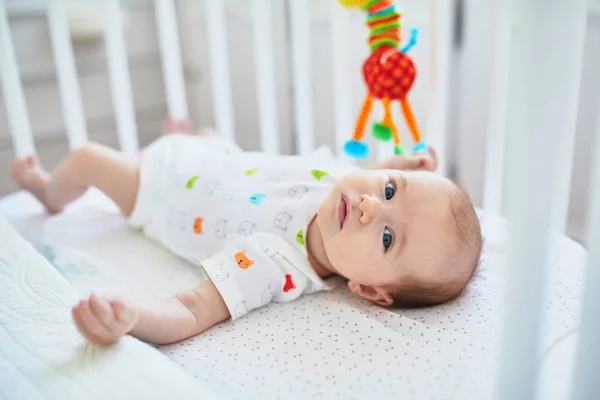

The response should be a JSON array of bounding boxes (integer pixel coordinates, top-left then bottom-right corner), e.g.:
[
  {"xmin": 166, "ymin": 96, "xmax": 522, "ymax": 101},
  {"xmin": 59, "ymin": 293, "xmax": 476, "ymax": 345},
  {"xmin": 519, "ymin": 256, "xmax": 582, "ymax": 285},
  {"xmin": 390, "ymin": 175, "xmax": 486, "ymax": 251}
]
[{"xmin": 200, "ymin": 233, "xmax": 318, "ymax": 320}]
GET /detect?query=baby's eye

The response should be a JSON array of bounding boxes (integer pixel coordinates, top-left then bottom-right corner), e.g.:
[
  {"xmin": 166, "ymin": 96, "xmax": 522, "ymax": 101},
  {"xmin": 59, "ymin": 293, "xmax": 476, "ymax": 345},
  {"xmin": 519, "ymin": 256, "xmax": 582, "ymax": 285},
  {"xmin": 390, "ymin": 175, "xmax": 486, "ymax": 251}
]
[
  {"xmin": 383, "ymin": 227, "xmax": 393, "ymax": 251},
  {"xmin": 385, "ymin": 182, "xmax": 395, "ymax": 200}
]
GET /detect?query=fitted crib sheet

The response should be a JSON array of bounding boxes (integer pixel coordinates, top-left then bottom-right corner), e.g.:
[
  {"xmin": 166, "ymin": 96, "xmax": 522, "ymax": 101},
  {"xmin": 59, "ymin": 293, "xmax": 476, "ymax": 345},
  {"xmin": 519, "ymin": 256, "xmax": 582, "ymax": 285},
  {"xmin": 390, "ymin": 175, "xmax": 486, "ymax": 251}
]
[{"xmin": 0, "ymin": 188, "xmax": 587, "ymax": 399}]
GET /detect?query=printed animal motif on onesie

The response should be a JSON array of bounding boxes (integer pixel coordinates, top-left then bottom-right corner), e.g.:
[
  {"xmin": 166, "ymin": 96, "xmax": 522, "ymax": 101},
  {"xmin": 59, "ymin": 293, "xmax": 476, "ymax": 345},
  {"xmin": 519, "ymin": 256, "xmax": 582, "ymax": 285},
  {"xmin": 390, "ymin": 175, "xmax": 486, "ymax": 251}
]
[
  {"xmin": 288, "ymin": 185, "xmax": 309, "ymax": 199},
  {"xmin": 238, "ymin": 221, "xmax": 256, "ymax": 236},
  {"xmin": 260, "ymin": 244, "xmax": 278, "ymax": 258},
  {"xmin": 203, "ymin": 180, "xmax": 221, "ymax": 195},
  {"xmin": 261, "ymin": 286, "xmax": 274, "ymax": 304},
  {"xmin": 311, "ymin": 169, "xmax": 329, "ymax": 181},
  {"xmin": 193, "ymin": 217, "xmax": 204, "ymax": 234},
  {"xmin": 222, "ymin": 188, "xmax": 240, "ymax": 201},
  {"xmin": 234, "ymin": 301, "xmax": 249, "ymax": 318},
  {"xmin": 273, "ymin": 212, "xmax": 292, "ymax": 231},
  {"xmin": 186, "ymin": 175, "xmax": 199, "ymax": 190},
  {"xmin": 283, "ymin": 274, "xmax": 296, "ymax": 293},
  {"xmin": 215, "ymin": 220, "xmax": 228, "ymax": 239},
  {"xmin": 210, "ymin": 263, "xmax": 229, "ymax": 282},
  {"xmin": 249, "ymin": 193, "xmax": 266, "ymax": 205},
  {"xmin": 234, "ymin": 251, "xmax": 255, "ymax": 270},
  {"xmin": 296, "ymin": 230, "xmax": 305, "ymax": 246},
  {"xmin": 266, "ymin": 170, "xmax": 287, "ymax": 182},
  {"xmin": 245, "ymin": 167, "xmax": 259, "ymax": 176}
]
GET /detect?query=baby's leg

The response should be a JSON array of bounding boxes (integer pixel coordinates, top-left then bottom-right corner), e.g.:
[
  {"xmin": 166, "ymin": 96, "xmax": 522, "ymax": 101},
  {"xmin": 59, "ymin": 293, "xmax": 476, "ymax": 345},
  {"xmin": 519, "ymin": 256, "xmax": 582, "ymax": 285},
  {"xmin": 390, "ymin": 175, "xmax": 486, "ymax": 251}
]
[{"xmin": 11, "ymin": 143, "xmax": 139, "ymax": 215}]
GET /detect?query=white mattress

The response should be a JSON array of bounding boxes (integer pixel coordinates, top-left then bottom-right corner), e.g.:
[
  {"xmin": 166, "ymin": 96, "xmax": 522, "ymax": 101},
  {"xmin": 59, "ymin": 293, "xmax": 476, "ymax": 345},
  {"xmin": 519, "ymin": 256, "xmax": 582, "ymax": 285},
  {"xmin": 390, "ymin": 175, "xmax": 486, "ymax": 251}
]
[
  {"xmin": 0, "ymin": 189, "xmax": 588, "ymax": 399},
  {"xmin": 0, "ymin": 213, "xmax": 216, "ymax": 400}
]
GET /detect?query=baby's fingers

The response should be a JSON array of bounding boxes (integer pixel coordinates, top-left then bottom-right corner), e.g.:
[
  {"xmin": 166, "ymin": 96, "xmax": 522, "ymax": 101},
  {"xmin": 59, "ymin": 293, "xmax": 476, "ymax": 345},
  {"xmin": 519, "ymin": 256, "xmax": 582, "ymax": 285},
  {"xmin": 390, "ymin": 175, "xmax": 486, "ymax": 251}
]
[
  {"xmin": 74, "ymin": 300, "xmax": 114, "ymax": 345},
  {"xmin": 88, "ymin": 293, "xmax": 116, "ymax": 330}
]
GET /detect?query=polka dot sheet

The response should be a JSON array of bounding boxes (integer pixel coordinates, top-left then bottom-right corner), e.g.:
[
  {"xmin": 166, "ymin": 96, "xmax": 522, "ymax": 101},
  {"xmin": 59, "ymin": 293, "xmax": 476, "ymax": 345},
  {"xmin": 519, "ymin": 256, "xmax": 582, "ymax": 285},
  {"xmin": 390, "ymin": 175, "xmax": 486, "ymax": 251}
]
[{"xmin": 41, "ymin": 203, "xmax": 586, "ymax": 400}]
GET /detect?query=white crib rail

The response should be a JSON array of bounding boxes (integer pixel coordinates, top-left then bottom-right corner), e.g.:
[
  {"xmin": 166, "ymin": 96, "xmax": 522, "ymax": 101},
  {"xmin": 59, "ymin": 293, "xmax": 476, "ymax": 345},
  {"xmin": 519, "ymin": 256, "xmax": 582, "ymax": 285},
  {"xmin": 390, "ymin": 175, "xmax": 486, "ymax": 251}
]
[
  {"xmin": 495, "ymin": 3, "xmax": 558, "ymax": 396},
  {"xmin": 546, "ymin": 0, "xmax": 587, "ymax": 232},
  {"xmin": 47, "ymin": 0, "xmax": 88, "ymax": 150},
  {"xmin": 251, "ymin": 0, "xmax": 279, "ymax": 154},
  {"xmin": 495, "ymin": 0, "xmax": 588, "ymax": 398},
  {"xmin": 426, "ymin": 0, "xmax": 453, "ymax": 177},
  {"xmin": 104, "ymin": 0, "xmax": 139, "ymax": 154},
  {"xmin": 482, "ymin": 0, "xmax": 510, "ymax": 215},
  {"xmin": 288, "ymin": 0, "xmax": 315, "ymax": 155},
  {"xmin": 0, "ymin": 0, "xmax": 35, "ymax": 156},
  {"xmin": 203, "ymin": 0, "xmax": 235, "ymax": 141},
  {"xmin": 571, "ymin": 81, "xmax": 600, "ymax": 399},
  {"xmin": 330, "ymin": 0, "xmax": 353, "ymax": 159},
  {"xmin": 155, "ymin": 0, "xmax": 189, "ymax": 124}
]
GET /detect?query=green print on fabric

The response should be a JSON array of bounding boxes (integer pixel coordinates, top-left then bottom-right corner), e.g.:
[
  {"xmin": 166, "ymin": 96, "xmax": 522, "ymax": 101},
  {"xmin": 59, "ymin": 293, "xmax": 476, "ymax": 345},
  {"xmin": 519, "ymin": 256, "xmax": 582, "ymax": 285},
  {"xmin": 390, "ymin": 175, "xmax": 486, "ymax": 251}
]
[
  {"xmin": 245, "ymin": 167, "xmax": 259, "ymax": 176},
  {"xmin": 186, "ymin": 176, "xmax": 199, "ymax": 189},
  {"xmin": 296, "ymin": 230, "xmax": 305, "ymax": 246},
  {"xmin": 311, "ymin": 169, "xmax": 329, "ymax": 181}
]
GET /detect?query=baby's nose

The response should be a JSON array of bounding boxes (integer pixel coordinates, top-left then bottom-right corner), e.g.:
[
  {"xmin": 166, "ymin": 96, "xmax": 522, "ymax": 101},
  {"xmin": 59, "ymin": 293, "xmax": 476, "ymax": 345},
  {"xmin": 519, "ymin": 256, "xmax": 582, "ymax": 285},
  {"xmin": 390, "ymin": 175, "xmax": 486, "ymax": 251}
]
[{"xmin": 359, "ymin": 194, "xmax": 380, "ymax": 224}]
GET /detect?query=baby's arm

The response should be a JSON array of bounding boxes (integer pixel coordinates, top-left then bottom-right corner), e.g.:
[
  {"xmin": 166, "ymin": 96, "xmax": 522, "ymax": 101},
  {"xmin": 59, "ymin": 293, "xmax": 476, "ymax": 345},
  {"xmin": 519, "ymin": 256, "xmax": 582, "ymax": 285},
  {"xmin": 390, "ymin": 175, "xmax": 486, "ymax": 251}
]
[{"xmin": 71, "ymin": 279, "xmax": 230, "ymax": 346}]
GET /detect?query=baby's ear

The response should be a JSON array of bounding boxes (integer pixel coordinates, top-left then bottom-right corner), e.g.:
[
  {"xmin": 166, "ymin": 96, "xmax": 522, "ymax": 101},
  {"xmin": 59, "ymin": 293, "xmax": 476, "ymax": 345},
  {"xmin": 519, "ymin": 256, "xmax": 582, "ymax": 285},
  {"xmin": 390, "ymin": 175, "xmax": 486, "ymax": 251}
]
[{"xmin": 347, "ymin": 281, "xmax": 394, "ymax": 306}]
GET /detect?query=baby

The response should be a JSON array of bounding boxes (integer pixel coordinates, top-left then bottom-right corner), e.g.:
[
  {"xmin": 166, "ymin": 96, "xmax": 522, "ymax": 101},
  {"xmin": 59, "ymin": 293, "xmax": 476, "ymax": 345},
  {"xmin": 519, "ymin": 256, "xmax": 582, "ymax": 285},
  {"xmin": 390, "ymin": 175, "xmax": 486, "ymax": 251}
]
[{"xmin": 11, "ymin": 130, "xmax": 482, "ymax": 346}]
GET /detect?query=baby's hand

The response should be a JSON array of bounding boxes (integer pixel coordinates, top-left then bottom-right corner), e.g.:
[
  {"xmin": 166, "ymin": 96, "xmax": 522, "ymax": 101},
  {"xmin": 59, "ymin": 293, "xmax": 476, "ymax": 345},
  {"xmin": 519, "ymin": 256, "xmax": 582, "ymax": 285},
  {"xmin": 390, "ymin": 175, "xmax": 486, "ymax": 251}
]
[
  {"xmin": 71, "ymin": 293, "xmax": 138, "ymax": 346},
  {"xmin": 386, "ymin": 146, "xmax": 438, "ymax": 172}
]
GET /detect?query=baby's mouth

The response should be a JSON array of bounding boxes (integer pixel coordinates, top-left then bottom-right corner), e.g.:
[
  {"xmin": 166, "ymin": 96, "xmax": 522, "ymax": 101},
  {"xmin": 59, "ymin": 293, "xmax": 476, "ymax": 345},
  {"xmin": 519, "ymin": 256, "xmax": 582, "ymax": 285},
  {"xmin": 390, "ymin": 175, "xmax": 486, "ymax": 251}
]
[{"xmin": 338, "ymin": 194, "xmax": 348, "ymax": 230}]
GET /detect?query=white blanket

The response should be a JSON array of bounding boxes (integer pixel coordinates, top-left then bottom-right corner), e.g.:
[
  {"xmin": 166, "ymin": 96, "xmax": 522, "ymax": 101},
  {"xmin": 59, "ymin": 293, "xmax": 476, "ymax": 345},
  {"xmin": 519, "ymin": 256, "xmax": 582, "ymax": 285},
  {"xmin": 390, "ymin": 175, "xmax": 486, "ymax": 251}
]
[{"xmin": 0, "ymin": 216, "xmax": 216, "ymax": 400}]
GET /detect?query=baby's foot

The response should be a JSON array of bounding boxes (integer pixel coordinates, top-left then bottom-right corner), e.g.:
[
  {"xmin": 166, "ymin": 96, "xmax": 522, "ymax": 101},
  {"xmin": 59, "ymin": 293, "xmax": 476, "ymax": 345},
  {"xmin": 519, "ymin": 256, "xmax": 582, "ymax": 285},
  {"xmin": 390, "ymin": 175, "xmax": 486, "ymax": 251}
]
[
  {"xmin": 11, "ymin": 155, "xmax": 61, "ymax": 214},
  {"xmin": 72, "ymin": 293, "xmax": 138, "ymax": 346}
]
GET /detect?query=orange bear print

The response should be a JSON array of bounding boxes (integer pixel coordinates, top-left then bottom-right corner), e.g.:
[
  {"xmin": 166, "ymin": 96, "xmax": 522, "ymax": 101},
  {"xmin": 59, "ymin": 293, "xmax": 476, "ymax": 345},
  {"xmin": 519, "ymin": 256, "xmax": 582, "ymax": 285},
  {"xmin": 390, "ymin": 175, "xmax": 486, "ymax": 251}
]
[
  {"xmin": 193, "ymin": 217, "xmax": 204, "ymax": 234},
  {"xmin": 235, "ymin": 251, "xmax": 255, "ymax": 269}
]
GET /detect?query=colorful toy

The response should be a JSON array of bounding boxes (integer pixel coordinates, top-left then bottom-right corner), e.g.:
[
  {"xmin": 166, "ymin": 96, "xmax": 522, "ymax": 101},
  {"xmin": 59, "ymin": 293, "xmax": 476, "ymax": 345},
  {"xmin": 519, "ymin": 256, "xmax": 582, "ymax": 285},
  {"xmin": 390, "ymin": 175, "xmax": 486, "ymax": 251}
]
[{"xmin": 339, "ymin": 0, "xmax": 427, "ymax": 158}]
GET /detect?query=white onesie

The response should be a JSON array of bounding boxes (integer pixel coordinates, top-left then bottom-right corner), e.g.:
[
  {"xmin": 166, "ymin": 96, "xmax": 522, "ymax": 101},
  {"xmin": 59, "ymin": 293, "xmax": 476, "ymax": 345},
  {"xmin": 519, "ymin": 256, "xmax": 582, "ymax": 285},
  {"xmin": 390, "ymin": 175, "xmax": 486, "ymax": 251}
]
[{"xmin": 129, "ymin": 134, "xmax": 358, "ymax": 319}]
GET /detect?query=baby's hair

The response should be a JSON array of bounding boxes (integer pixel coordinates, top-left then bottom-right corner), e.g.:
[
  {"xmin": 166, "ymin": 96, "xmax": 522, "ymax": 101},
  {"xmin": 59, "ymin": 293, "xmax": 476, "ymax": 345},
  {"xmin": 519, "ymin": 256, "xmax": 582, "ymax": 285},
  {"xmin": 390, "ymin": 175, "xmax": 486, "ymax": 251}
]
[{"xmin": 389, "ymin": 185, "xmax": 483, "ymax": 308}]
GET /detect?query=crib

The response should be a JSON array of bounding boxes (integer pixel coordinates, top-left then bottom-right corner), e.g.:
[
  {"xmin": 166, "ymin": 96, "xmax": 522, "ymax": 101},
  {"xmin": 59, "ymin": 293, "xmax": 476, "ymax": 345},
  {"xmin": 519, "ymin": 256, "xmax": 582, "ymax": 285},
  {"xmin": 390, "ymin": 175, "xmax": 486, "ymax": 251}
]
[{"xmin": 0, "ymin": 0, "xmax": 598, "ymax": 399}]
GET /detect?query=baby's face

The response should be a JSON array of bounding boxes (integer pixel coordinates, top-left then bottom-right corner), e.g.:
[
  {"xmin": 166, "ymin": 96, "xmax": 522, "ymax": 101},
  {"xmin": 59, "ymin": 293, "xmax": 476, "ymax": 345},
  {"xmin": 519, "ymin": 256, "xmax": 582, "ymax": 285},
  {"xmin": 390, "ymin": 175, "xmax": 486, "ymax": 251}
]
[{"xmin": 316, "ymin": 169, "xmax": 457, "ymax": 293}]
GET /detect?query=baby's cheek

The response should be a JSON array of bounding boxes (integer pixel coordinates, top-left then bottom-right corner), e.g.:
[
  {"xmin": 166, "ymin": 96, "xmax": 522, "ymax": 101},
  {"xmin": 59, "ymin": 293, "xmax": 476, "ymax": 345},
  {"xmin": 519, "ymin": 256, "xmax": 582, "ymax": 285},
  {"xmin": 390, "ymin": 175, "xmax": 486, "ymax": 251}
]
[{"xmin": 327, "ymin": 234, "xmax": 369, "ymax": 276}]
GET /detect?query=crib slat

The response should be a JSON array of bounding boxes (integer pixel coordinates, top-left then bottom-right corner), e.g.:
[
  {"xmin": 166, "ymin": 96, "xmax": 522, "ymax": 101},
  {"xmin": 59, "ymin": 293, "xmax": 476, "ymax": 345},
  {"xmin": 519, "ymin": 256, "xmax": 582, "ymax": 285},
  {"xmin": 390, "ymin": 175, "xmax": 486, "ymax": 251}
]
[
  {"xmin": 0, "ymin": 1, "xmax": 35, "ymax": 156},
  {"xmin": 425, "ymin": 0, "xmax": 453, "ymax": 177},
  {"xmin": 571, "ymin": 82, "xmax": 600, "ymax": 400},
  {"xmin": 47, "ymin": 0, "xmax": 88, "ymax": 150},
  {"xmin": 288, "ymin": 0, "xmax": 315, "ymax": 155},
  {"xmin": 547, "ymin": 0, "xmax": 587, "ymax": 232},
  {"xmin": 203, "ymin": 0, "xmax": 235, "ymax": 141},
  {"xmin": 251, "ymin": 0, "xmax": 279, "ymax": 154},
  {"xmin": 154, "ymin": 0, "xmax": 188, "ymax": 121},
  {"xmin": 104, "ymin": 0, "xmax": 139, "ymax": 154},
  {"xmin": 482, "ymin": 0, "xmax": 510, "ymax": 215},
  {"xmin": 330, "ymin": 1, "xmax": 352, "ymax": 159},
  {"xmin": 495, "ymin": 1, "xmax": 567, "ymax": 399}
]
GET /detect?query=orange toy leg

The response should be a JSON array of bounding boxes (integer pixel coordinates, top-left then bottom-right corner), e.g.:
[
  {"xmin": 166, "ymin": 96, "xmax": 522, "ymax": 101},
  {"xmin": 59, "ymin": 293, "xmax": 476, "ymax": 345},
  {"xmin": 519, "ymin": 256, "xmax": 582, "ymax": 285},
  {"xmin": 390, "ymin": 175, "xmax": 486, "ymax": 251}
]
[
  {"xmin": 381, "ymin": 97, "xmax": 400, "ymax": 146},
  {"xmin": 400, "ymin": 97, "xmax": 421, "ymax": 144},
  {"xmin": 344, "ymin": 94, "xmax": 373, "ymax": 158},
  {"xmin": 352, "ymin": 94, "xmax": 374, "ymax": 141}
]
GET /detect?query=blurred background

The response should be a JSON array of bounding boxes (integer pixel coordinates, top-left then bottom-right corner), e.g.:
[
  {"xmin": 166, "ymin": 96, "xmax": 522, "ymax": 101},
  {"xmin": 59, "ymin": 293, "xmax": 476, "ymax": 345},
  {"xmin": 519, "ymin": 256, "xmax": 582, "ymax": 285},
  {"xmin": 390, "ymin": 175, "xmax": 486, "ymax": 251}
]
[{"xmin": 1, "ymin": 0, "xmax": 599, "ymax": 243}]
